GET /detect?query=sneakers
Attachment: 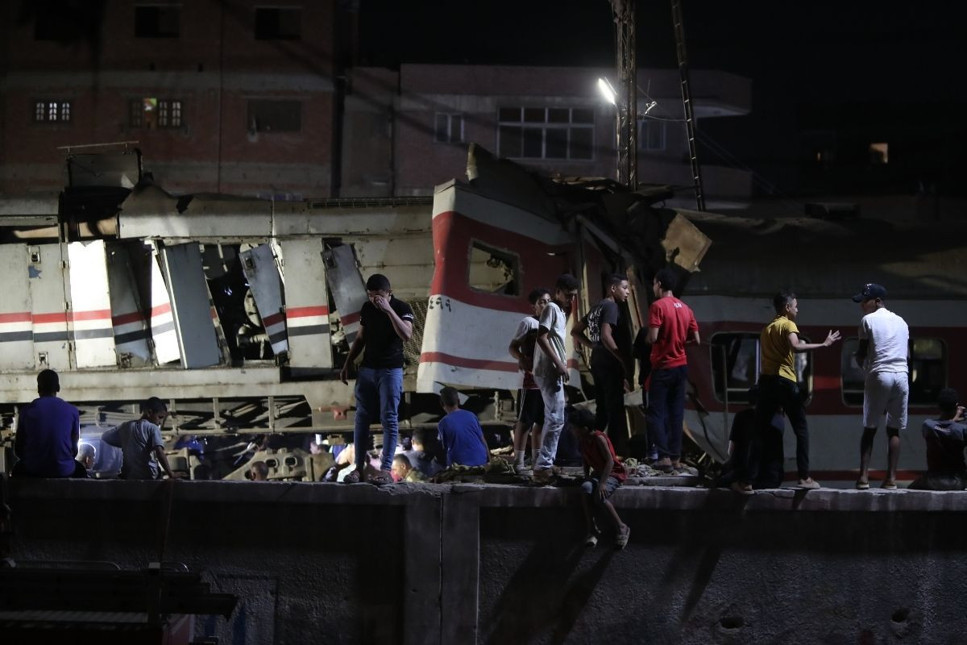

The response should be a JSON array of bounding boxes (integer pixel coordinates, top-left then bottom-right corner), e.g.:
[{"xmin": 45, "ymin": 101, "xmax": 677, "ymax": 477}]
[
  {"xmin": 881, "ymin": 479, "xmax": 898, "ymax": 490},
  {"xmin": 797, "ymin": 478, "xmax": 821, "ymax": 490},
  {"xmin": 615, "ymin": 525, "xmax": 631, "ymax": 550},
  {"xmin": 367, "ymin": 470, "xmax": 394, "ymax": 485},
  {"xmin": 855, "ymin": 479, "xmax": 870, "ymax": 490},
  {"xmin": 342, "ymin": 469, "xmax": 360, "ymax": 484},
  {"xmin": 584, "ymin": 532, "xmax": 599, "ymax": 548},
  {"xmin": 730, "ymin": 481, "xmax": 754, "ymax": 496},
  {"xmin": 532, "ymin": 469, "xmax": 556, "ymax": 485}
]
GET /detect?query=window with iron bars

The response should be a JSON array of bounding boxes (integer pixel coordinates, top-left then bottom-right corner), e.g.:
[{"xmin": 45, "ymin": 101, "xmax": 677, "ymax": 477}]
[{"xmin": 33, "ymin": 100, "xmax": 72, "ymax": 123}]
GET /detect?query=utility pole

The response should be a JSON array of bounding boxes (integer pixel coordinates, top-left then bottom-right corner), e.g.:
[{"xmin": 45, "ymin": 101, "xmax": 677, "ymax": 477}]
[{"xmin": 610, "ymin": 0, "xmax": 637, "ymax": 189}]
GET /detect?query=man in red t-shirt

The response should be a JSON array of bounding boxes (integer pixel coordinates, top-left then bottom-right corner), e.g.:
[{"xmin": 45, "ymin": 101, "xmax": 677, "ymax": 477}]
[
  {"xmin": 570, "ymin": 407, "xmax": 630, "ymax": 550},
  {"xmin": 644, "ymin": 267, "xmax": 700, "ymax": 473}
]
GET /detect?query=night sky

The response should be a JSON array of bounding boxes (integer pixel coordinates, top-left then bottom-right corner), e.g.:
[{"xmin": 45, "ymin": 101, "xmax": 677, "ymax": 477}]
[{"xmin": 357, "ymin": 1, "xmax": 967, "ymax": 195}]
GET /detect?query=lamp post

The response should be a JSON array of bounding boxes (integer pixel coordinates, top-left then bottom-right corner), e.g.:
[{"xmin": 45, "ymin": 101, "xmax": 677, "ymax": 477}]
[{"xmin": 607, "ymin": 0, "xmax": 637, "ymax": 189}]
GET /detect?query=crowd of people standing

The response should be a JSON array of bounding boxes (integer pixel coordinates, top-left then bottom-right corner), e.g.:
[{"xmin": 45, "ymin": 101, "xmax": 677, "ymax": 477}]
[{"xmin": 8, "ymin": 269, "xmax": 966, "ymax": 497}]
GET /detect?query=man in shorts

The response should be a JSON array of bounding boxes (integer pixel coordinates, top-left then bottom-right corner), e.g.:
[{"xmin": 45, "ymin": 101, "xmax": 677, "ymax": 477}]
[
  {"xmin": 852, "ymin": 283, "xmax": 909, "ymax": 490},
  {"xmin": 509, "ymin": 288, "xmax": 550, "ymax": 472}
]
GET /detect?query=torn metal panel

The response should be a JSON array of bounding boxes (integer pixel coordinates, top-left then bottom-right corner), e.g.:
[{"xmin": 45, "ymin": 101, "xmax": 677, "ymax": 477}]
[
  {"xmin": 67, "ymin": 241, "xmax": 116, "ymax": 368},
  {"xmin": 662, "ymin": 212, "xmax": 711, "ymax": 272},
  {"xmin": 106, "ymin": 243, "xmax": 153, "ymax": 367},
  {"xmin": 0, "ymin": 244, "xmax": 34, "ymax": 370},
  {"xmin": 158, "ymin": 243, "xmax": 221, "ymax": 369},
  {"xmin": 324, "ymin": 244, "xmax": 366, "ymax": 346},
  {"xmin": 28, "ymin": 243, "xmax": 70, "ymax": 370},
  {"xmin": 149, "ymin": 247, "xmax": 180, "ymax": 365},
  {"xmin": 279, "ymin": 239, "xmax": 332, "ymax": 369},
  {"xmin": 239, "ymin": 244, "xmax": 288, "ymax": 356}
]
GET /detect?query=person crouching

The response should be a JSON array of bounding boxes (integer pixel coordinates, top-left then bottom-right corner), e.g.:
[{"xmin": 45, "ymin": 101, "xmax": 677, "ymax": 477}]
[{"xmin": 569, "ymin": 407, "xmax": 630, "ymax": 550}]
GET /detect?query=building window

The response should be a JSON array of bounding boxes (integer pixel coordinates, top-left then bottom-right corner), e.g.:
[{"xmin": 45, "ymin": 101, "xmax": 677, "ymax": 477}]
[
  {"xmin": 869, "ymin": 142, "xmax": 888, "ymax": 164},
  {"xmin": 497, "ymin": 106, "xmax": 594, "ymax": 160},
  {"xmin": 130, "ymin": 98, "xmax": 183, "ymax": 128},
  {"xmin": 468, "ymin": 241, "xmax": 519, "ymax": 296},
  {"xmin": 435, "ymin": 113, "xmax": 464, "ymax": 144},
  {"xmin": 33, "ymin": 100, "xmax": 72, "ymax": 123},
  {"xmin": 254, "ymin": 7, "xmax": 301, "ymax": 40},
  {"xmin": 247, "ymin": 100, "xmax": 301, "ymax": 133},
  {"xmin": 638, "ymin": 119, "xmax": 666, "ymax": 151},
  {"xmin": 710, "ymin": 332, "xmax": 812, "ymax": 404},
  {"xmin": 841, "ymin": 337, "xmax": 945, "ymax": 406},
  {"xmin": 135, "ymin": 5, "xmax": 181, "ymax": 38}
]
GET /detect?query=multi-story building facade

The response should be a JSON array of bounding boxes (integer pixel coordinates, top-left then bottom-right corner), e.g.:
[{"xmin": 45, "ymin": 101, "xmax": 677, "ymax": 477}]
[
  {"xmin": 1, "ymin": 1, "xmax": 751, "ymax": 203},
  {"xmin": 1, "ymin": 0, "xmax": 344, "ymax": 198}
]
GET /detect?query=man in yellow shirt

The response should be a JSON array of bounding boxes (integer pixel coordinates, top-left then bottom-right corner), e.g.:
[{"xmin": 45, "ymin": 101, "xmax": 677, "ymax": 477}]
[{"xmin": 732, "ymin": 291, "xmax": 840, "ymax": 494}]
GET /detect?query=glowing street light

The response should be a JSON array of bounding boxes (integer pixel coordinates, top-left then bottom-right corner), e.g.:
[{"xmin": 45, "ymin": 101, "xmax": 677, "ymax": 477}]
[{"xmin": 597, "ymin": 77, "xmax": 618, "ymax": 107}]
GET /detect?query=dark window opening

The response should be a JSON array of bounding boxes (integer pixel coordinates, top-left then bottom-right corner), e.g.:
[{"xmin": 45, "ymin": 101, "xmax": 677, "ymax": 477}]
[
  {"xmin": 434, "ymin": 113, "xmax": 464, "ymax": 143},
  {"xmin": 135, "ymin": 5, "xmax": 181, "ymax": 38},
  {"xmin": 129, "ymin": 98, "xmax": 182, "ymax": 128},
  {"xmin": 247, "ymin": 100, "xmax": 302, "ymax": 133},
  {"xmin": 254, "ymin": 7, "xmax": 302, "ymax": 40},
  {"xmin": 468, "ymin": 242, "xmax": 519, "ymax": 296}
]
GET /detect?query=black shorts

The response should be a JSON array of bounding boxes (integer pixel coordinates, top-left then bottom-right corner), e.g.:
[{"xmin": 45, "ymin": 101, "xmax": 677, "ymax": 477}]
[{"xmin": 518, "ymin": 388, "xmax": 545, "ymax": 427}]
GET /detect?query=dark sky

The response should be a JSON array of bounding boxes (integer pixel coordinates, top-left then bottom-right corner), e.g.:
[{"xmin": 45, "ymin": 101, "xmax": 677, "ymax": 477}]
[
  {"xmin": 356, "ymin": 1, "xmax": 967, "ymax": 194},
  {"xmin": 357, "ymin": 0, "xmax": 966, "ymax": 102}
]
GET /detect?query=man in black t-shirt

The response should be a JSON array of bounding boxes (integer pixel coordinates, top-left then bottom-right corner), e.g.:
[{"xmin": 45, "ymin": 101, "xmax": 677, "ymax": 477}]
[
  {"xmin": 340, "ymin": 274, "xmax": 415, "ymax": 484},
  {"xmin": 571, "ymin": 273, "xmax": 633, "ymax": 456}
]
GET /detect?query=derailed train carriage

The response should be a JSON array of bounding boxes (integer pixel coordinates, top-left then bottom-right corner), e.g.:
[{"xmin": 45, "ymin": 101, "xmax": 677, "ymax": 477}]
[{"xmin": 0, "ymin": 145, "xmax": 707, "ymax": 479}]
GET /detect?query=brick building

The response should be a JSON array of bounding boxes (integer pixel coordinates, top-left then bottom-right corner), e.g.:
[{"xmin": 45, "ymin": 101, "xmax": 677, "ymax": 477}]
[{"xmin": 1, "ymin": 1, "xmax": 751, "ymax": 203}]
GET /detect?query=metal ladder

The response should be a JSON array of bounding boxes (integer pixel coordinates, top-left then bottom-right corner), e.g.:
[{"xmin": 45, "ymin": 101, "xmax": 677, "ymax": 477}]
[{"xmin": 671, "ymin": 0, "xmax": 706, "ymax": 211}]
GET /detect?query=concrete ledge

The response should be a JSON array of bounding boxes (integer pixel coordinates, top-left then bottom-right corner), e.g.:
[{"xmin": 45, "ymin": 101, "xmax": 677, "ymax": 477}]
[
  {"xmin": 8, "ymin": 478, "xmax": 967, "ymax": 512},
  {"xmin": 5, "ymin": 479, "xmax": 967, "ymax": 643}
]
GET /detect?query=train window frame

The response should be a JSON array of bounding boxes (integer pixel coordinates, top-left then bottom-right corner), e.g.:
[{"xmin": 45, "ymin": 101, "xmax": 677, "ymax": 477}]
[
  {"xmin": 840, "ymin": 336, "xmax": 947, "ymax": 406},
  {"xmin": 709, "ymin": 331, "xmax": 814, "ymax": 405},
  {"xmin": 467, "ymin": 240, "xmax": 520, "ymax": 297}
]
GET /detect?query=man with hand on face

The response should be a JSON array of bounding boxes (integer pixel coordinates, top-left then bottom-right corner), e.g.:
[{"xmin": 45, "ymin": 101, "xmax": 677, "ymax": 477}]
[{"xmin": 340, "ymin": 274, "xmax": 415, "ymax": 484}]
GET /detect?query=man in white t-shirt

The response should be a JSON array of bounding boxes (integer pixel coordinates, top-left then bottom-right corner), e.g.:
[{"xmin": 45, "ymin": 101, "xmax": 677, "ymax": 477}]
[
  {"xmin": 532, "ymin": 273, "xmax": 580, "ymax": 483},
  {"xmin": 852, "ymin": 283, "xmax": 909, "ymax": 490}
]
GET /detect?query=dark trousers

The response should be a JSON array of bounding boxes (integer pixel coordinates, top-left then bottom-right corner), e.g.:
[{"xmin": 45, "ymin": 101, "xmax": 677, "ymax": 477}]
[
  {"xmin": 646, "ymin": 365, "xmax": 688, "ymax": 460},
  {"xmin": 749, "ymin": 374, "xmax": 809, "ymax": 486},
  {"xmin": 590, "ymin": 348, "xmax": 628, "ymax": 456}
]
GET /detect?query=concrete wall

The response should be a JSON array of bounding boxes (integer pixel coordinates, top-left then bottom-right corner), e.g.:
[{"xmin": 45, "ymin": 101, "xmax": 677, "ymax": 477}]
[{"xmin": 5, "ymin": 479, "xmax": 967, "ymax": 644}]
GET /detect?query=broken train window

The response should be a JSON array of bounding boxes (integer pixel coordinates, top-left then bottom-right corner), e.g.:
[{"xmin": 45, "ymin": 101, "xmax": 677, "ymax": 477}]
[{"xmin": 468, "ymin": 241, "xmax": 519, "ymax": 296}]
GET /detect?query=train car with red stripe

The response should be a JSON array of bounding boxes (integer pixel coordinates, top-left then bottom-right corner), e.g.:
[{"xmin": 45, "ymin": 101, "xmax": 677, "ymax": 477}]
[
  {"xmin": 1, "ymin": 145, "xmax": 694, "ymax": 477},
  {"xmin": 677, "ymin": 210, "xmax": 967, "ymax": 486}
]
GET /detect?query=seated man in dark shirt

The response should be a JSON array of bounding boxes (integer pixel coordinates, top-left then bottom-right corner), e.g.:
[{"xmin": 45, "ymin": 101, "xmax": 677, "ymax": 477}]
[
  {"xmin": 909, "ymin": 388, "xmax": 967, "ymax": 491},
  {"xmin": 13, "ymin": 369, "xmax": 84, "ymax": 478},
  {"xmin": 437, "ymin": 387, "xmax": 489, "ymax": 468}
]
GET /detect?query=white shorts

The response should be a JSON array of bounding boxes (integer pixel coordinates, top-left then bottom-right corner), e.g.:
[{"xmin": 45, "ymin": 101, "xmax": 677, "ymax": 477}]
[{"xmin": 863, "ymin": 371, "xmax": 909, "ymax": 431}]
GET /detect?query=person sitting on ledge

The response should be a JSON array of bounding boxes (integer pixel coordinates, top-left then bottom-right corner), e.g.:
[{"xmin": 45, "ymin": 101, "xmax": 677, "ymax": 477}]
[
  {"xmin": 570, "ymin": 407, "xmax": 630, "ymax": 550},
  {"xmin": 909, "ymin": 388, "xmax": 967, "ymax": 491}
]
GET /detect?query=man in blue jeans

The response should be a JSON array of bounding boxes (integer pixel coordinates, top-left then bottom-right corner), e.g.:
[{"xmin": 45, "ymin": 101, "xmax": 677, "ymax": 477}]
[
  {"xmin": 340, "ymin": 274, "xmax": 415, "ymax": 484},
  {"xmin": 643, "ymin": 268, "xmax": 700, "ymax": 474}
]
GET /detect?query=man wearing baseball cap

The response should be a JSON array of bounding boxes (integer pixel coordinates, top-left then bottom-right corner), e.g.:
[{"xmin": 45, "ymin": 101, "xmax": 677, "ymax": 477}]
[{"xmin": 852, "ymin": 283, "xmax": 909, "ymax": 490}]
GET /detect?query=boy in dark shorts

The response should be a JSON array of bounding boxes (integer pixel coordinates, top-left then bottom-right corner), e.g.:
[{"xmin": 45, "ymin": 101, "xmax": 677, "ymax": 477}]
[
  {"xmin": 569, "ymin": 407, "xmax": 631, "ymax": 550},
  {"xmin": 509, "ymin": 288, "xmax": 550, "ymax": 471}
]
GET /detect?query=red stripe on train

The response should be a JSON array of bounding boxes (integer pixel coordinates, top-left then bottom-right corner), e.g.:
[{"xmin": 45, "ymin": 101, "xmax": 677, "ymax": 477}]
[
  {"xmin": 287, "ymin": 305, "xmax": 329, "ymax": 318},
  {"xmin": 0, "ymin": 312, "xmax": 31, "ymax": 323},
  {"xmin": 420, "ymin": 351, "xmax": 519, "ymax": 373}
]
